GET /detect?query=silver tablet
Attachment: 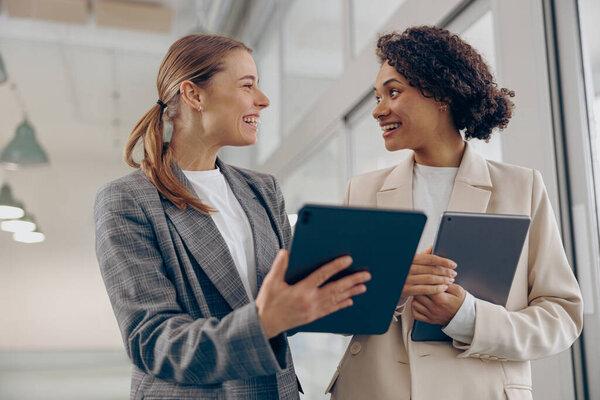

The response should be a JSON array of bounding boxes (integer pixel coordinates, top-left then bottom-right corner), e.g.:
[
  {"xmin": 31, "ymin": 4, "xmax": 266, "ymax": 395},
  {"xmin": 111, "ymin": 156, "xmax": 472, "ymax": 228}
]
[{"xmin": 411, "ymin": 211, "xmax": 531, "ymax": 341}]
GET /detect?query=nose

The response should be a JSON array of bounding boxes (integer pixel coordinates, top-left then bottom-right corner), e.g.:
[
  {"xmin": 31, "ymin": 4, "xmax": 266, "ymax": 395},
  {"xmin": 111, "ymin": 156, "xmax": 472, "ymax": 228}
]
[
  {"xmin": 256, "ymin": 87, "xmax": 270, "ymax": 109},
  {"xmin": 372, "ymin": 98, "xmax": 388, "ymax": 120}
]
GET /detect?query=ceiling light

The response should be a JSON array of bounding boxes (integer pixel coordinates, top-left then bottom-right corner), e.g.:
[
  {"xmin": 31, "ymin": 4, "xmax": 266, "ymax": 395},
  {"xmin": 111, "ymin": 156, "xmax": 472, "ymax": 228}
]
[
  {"xmin": 1, "ymin": 212, "xmax": 36, "ymax": 233},
  {"xmin": 0, "ymin": 184, "xmax": 25, "ymax": 219},
  {"xmin": 14, "ymin": 230, "xmax": 45, "ymax": 244},
  {"xmin": 1, "ymin": 118, "xmax": 50, "ymax": 169}
]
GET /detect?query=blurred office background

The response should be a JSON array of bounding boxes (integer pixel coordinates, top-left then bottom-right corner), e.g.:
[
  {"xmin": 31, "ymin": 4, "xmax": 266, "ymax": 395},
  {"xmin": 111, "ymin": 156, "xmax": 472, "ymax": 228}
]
[{"xmin": 0, "ymin": 0, "xmax": 599, "ymax": 398}]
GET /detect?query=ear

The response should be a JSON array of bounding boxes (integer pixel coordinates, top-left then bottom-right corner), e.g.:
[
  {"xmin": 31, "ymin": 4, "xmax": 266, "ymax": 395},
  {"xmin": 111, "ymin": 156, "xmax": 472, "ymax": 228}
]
[{"xmin": 179, "ymin": 80, "xmax": 205, "ymax": 112}]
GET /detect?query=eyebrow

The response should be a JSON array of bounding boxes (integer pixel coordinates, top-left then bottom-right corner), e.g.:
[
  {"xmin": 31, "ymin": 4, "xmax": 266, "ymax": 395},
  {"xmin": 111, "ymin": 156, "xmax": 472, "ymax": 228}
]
[
  {"xmin": 239, "ymin": 75, "xmax": 258, "ymax": 83},
  {"xmin": 373, "ymin": 78, "xmax": 404, "ymax": 92}
]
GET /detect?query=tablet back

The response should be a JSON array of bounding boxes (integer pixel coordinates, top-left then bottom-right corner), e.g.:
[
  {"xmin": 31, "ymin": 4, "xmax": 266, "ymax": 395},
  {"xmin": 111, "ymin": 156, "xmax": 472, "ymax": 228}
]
[
  {"xmin": 285, "ymin": 204, "xmax": 426, "ymax": 335},
  {"xmin": 411, "ymin": 212, "xmax": 531, "ymax": 342}
]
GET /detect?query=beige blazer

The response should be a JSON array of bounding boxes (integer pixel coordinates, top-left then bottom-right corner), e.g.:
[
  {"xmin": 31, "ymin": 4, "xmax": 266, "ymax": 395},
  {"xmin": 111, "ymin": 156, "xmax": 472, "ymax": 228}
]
[{"xmin": 327, "ymin": 143, "xmax": 583, "ymax": 400}]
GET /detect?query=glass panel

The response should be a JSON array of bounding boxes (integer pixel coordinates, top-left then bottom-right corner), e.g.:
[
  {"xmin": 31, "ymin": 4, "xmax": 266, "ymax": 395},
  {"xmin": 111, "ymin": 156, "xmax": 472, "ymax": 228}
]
[
  {"xmin": 455, "ymin": 10, "xmax": 503, "ymax": 162},
  {"xmin": 280, "ymin": 131, "xmax": 348, "ymax": 399},
  {"xmin": 281, "ymin": 132, "xmax": 346, "ymax": 213},
  {"xmin": 351, "ymin": 0, "xmax": 406, "ymax": 56},
  {"xmin": 577, "ymin": 0, "xmax": 600, "ymax": 395},
  {"xmin": 579, "ymin": 0, "xmax": 600, "ymax": 224},
  {"xmin": 282, "ymin": 0, "xmax": 344, "ymax": 136},
  {"xmin": 255, "ymin": 26, "xmax": 281, "ymax": 164}
]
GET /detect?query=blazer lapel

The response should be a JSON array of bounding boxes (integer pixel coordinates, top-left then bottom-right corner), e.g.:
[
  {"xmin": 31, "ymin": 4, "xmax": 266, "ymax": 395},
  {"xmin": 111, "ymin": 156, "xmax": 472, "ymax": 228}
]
[
  {"xmin": 376, "ymin": 154, "xmax": 414, "ymax": 210},
  {"xmin": 163, "ymin": 164, "xmax": 250, "ymax": 310},
  {"xmin": 446, "ymin": 143, "xmax": 493, "ymax": 213},
  {"xmin": 217, "ymin": 160, "xmax": 277, "ymax": 294}
]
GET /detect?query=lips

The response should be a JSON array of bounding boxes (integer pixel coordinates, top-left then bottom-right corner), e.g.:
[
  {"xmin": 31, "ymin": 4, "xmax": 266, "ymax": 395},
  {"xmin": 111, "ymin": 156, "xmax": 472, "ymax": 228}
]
[{"xmin": 380, "ymin": 121, "xmax": 402, "ymax": 138}]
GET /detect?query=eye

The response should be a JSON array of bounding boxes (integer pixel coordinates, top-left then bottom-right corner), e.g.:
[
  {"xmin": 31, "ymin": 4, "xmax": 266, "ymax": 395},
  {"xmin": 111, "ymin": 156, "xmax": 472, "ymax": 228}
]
[
  {"xmin": 375, "ymin": 96, "xmax": 381, "ymax": 104},
  {"xmin": 243, "ymin": 83, "xmax": 254, "ymax": 89},
  {"xmin": 390, "ymin": 89, "xmax": 401, "ymax": 97}
]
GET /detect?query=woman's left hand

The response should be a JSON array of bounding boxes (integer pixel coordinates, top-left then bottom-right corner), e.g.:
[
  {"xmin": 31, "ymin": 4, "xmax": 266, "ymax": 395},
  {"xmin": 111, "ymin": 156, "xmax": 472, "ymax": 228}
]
[{"xmin": 411, "ymin": 284, "xmax": 466, "ymax": 326}]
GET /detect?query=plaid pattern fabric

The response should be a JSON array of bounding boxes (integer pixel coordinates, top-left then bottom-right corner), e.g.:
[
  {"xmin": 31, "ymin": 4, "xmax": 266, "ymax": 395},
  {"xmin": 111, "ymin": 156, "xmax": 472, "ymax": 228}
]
[{"xmin": 95, "ymin": 159, "xmax": 298, "ymax": 400}]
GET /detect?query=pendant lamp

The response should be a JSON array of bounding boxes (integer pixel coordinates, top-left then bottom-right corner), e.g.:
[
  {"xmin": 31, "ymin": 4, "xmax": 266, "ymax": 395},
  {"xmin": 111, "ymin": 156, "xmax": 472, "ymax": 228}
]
[
  {"xmin": 0, "ymin": 184, "xmax": 25, "ymax": 219},
  {"xmin": 1, "ymin": 117, "xmax": 50, "ymax": 169}
]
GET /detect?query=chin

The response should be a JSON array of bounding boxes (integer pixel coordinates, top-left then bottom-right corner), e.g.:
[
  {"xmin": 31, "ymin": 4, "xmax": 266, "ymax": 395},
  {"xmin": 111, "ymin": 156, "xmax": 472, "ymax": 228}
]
[{"xmin": 384, "ymin": 139, "xmax": 405, "ymax": 152}]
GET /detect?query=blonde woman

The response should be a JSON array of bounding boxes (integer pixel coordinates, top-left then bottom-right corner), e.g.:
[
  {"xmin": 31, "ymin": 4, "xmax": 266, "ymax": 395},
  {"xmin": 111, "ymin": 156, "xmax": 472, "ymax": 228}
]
[{"xmin": 94, "ymin": 34, "xmax": 370, "ymax": 399}]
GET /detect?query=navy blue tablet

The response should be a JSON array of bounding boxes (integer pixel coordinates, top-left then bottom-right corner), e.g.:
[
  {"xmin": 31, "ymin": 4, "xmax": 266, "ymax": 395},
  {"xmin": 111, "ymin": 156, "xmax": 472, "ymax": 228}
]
[
  {"xmin": 285, "ymin": 204, "xmax": 426, "ymax": 335},
  {"xmin": 411, "ymin": 212, "xmax": 531, "ymax": 342}
]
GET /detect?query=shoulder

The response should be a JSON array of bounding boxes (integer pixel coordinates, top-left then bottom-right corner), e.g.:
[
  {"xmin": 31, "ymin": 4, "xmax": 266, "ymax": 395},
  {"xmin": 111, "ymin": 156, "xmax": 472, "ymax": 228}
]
[
  {"xmin": 223, "ymin": 163, "xmax": 279, "ymax": 197},
  {"xmin": 485, "ymin": 159, "xmax": 537, "ymax": 188},
  {"xmin": 228, "ymin": 164, "xmax": 276, "ymax": 186},
  {"xmin": 348, "ymin": 165, "xmax": 398, "ymax": 192},
  {"xmin": 345, "ymin": 165, "xmax": 399, "ymax": 206},
  {"xmin": 95, "ymin": 170, "xmax": 159, "ymax": 213}
]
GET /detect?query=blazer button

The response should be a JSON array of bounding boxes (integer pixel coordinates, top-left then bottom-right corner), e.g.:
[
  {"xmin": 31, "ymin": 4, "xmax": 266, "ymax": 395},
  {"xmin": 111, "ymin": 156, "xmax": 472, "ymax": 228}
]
[
  {"xmin": 350, "ymin": 342, "xmax": 362, "ymax": 355},
  {"xmin": 489, "ymin": 356, "xmax": 499, "ymax": 361}
]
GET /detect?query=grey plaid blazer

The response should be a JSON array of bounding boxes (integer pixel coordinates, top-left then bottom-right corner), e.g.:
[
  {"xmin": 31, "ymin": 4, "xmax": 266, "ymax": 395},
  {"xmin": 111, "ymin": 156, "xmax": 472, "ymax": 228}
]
[{"xmin": 94, "ymin": 159, "xmax": 300, "ymax": 400}]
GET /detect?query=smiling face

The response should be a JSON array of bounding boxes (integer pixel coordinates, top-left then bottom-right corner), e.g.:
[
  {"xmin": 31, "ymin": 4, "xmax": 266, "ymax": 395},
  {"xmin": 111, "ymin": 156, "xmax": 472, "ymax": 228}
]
[
  {"xmin": 372, "ymin": 62, "xmax": 450, "ymax": 153},
  {"xmin": 199, "ymin": 49, "xmax": 270, "ymax": 147}
]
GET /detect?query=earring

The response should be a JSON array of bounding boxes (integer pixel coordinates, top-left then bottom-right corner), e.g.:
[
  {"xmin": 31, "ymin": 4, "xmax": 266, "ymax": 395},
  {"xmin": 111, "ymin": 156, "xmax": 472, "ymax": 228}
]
[
  {"xmin": 197, "ymin": 105, "xmax": 202, "ymax": 112},
  {"xmin": 440, "ymin": 104, "xmax": 448, "ymax": 112}
]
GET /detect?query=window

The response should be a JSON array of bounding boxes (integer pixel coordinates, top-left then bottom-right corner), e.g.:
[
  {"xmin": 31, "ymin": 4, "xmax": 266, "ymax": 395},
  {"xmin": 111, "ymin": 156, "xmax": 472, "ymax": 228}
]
[
  {"xmin": 255, "ymin": 26, "xmax": 282, "ymax": 164},
  {"xmin": 282, "ymin": 0, "xmax": 344, "ymax": 136},
  {"xmin": 350, "ymin": 0, "xmax": 406, "ymax": 56}
]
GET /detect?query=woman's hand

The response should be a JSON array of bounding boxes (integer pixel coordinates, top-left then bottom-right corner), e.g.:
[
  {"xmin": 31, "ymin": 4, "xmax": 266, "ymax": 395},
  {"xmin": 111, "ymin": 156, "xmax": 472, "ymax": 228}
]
[
  {"xmin": 401, "ymin": 246, "xmax": 457, "ymax": 298},
  {"xmin": 255, "ymin": 249, "xmax": 371, "ymax": 339},
  {"xmin": 411, "ymin": 284, "xmax": 466, "ymax": 325}
]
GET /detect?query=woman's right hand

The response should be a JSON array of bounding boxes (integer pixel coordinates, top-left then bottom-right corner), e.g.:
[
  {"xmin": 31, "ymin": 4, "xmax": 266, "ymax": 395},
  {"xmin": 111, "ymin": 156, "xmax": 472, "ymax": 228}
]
[
  {"xmin": 255, "ymin": 249, "xmax": 371, "ymax": 339},
  {"xmin": 401, "ymin": 246, "xmax": 457, "ymax": 298}
]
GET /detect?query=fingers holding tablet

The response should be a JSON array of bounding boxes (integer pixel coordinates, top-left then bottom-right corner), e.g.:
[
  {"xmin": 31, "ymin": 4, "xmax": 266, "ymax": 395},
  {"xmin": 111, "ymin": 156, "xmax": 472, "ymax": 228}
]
[
  {"xmin": 256, "ymin": 252, "xmax": 371, "ymax": 338},
  {"xmin": 402, "ymin": 251, "xmax": 457, "ymax": 297}
]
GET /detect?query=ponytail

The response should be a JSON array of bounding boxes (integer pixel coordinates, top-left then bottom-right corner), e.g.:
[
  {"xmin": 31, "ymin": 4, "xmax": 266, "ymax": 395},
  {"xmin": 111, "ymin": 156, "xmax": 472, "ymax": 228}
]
[{"xmin": 124, "ymin": 103, "xmax": 215, "ymax": 215}]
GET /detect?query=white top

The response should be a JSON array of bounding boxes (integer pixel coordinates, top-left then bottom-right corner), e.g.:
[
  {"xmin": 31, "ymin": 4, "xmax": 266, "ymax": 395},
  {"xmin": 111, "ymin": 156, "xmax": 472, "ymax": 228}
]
[
  {"xmin": 413, "ymin": 163, "xmax": 458, "ymax": 254},
  {"xmin": 412, "ymin": 163, "xmax": 476, "ymax": 344},
  {"xmin": 183, "ymin": 167, "xmax": 257, "ymax": 299}
]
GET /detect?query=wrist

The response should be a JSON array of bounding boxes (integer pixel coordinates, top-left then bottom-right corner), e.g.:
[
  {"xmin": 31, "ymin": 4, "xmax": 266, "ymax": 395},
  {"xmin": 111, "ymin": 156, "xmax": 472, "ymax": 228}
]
[{"xmin": 256, "ymin": 303, "xmax": 279, "ymax": 339}]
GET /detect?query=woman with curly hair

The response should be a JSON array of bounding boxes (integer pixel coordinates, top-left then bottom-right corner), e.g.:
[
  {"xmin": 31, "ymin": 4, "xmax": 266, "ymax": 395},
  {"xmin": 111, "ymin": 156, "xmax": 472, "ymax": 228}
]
[{"xmin": 326, "ymin": 26, "xmax": 583, "ymax": 400}]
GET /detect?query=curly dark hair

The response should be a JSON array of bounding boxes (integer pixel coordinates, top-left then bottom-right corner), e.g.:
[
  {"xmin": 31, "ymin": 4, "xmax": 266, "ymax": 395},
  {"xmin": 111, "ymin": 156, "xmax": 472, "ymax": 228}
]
[{"xmin": 376, "ymin": 26, "xmax": 515, "ymax": 141}]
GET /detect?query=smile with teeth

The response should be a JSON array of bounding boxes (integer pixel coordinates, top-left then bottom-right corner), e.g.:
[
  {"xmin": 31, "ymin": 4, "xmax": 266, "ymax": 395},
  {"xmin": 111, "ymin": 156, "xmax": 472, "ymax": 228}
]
[
  {"xmin": 381, "ymin": 122, "xmax": 401, "ymax": 131},
  {"xmin": 243, "ymin": 116, "xmax": 260, "ymax": 127}
]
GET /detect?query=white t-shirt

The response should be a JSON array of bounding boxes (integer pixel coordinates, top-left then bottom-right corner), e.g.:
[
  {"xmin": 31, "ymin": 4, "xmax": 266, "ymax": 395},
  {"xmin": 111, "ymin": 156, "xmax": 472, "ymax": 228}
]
[
  {"xmin": 183, "ymin": 167, "xmax": 257, "ymax": 299},
  {"xmin": 412, "ymin": 162, "xmax": 475, "ymax": 344},
  {"xmin": 413, "ymin": 163, "xmax": 458, "ymax": 253}
]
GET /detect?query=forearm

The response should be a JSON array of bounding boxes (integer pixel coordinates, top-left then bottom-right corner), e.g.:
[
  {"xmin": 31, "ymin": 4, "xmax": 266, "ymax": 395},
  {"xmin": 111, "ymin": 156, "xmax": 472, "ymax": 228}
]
[
  {"xmin": 126, "ymin": 302, "xmax": 288, "ymax": 384},
  {"xmin": 454, "ymin": 297, "xmax": 582, "ymax": 361}
]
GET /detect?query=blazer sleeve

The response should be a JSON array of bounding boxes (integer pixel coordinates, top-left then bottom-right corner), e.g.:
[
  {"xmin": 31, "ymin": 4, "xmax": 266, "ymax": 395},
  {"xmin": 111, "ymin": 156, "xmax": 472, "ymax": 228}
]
[
  {"xmin": 94, "ymin": 182, "xmax": 287, "ymax": 385},
  {"xmin": 272, "ymin": 176, "xmax": 292, "ymax": 250},
  {"xmin": 455, "ymin": 170, "xmax": 583, "ymax": 361}
]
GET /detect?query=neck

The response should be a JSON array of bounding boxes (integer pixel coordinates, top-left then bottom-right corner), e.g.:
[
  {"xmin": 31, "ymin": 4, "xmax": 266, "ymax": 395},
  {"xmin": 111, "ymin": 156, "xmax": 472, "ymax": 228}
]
[
  {"xmin": 413, "ymin": 132, "xmax": 465, "ymax": 167},
  {"xmin": 170, "ymin": 125, "xmax": 221, "ymax": 171}
]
